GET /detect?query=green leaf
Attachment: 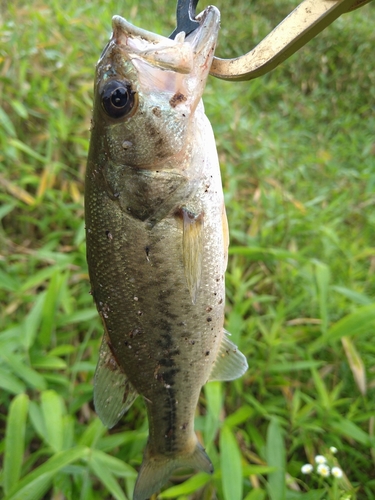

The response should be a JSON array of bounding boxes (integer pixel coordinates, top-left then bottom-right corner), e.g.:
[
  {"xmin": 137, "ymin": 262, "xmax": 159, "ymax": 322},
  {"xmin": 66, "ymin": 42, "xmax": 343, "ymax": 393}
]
[
  {"xmin": 0, "ymin": 368, "xmax": 26, "ymax": 394},
  {"xmin": 0, "ymin": 269, "xmax": 20, "ymax": 292},
  {"xmin": 39, "ymin": 271, "xmax": 64, "ymax": 346},
  {"xmin": 5, "ymin": 447, "xmax": 89, "ymax": 500},
  {"xmin": 310, "ymin": 367, "xmax": 331, "ymax": 410},
  {"xmin": 0, "ymin": 106, "xmax": 16, "ymax": 136},
  {"xmin": 311, "ymin": 304, "xmax": 375, "ymax": 351},
  {"xmin": 332, "ymin": 286, "xmax": 373, "ymax": 305},
  {"xmin": 22, "ymin": 292, "xmax": 46, "ymax": 350},
  {"xmin": 267, "ymin": 360, "xmax": 323, "ymax": 373},
  {"xmin": 159, "ymin": 472, "xmax": 210, "ymax": 498},
  {"xmin": 266, "ymin": 418, "xmax": 286, "ymax": 500},
  {"xmin": 28, "ymin": 400, "xmax": 47, "ymax": 440},
  {"xmin": 224, "ymin": 405, "xmax": 254, "ymax": 429},
  {"xmin": 327, "ymin": 304, "xmax": 375, "ymax": 341},
  {"xmin": 3, "ymin": 393, "xmax": 29, "ymax": 494},
  {"xmin": 2, "ymin": 353, "xmax": 46, "ymax": 391},
  {"xmin": 220, "ymin": 425, "xmax": 243, "ymax": 500},
  {"xmin": 58, "ymin": 308, "xmax": 98, "ymax": 325},
  {"xmin": 229, "ymin": 246, "xmax": 304, "ymax": 263},
  {"xmin": 244, "ymin": 489, "xmax": 267, "ymax": 500},
  {"xmin": 204, "ymin": 381, "xmax": 223, "ymax": 445},
  {"xmin": 313, "ymin": 260, "xmax": 330, "ymax": 334},
  {"xmin": 285, "ymin": 491, "xmax": 326, "ymax": 500},
  {"xmin": 31, "ymin": 355, "xmax": 67, "ymax": 370},
  {"xmin": 89, "ymin": 453, "xmax": 127, "ymax": 500},
  {"xmin": 243, "ymin": 465, "xmax": 277, "ymax": 475},
  {"xmin": 41, "ymin": 390, "xmax": 64, "ymax": 452},
  {"xmin": 90, "ymin": 449, "xmax": 136, "ymax": 478},
  {"xmin": 78, "ymin": 417, "xmax": 106, "ymax": 447},
  {"xmin": 9, "ymin": 138, "xmax": 47, "ymax": 162},
  {"xmin": 330, "ymin": 418, "xmax": 371, "ymax": 447}
]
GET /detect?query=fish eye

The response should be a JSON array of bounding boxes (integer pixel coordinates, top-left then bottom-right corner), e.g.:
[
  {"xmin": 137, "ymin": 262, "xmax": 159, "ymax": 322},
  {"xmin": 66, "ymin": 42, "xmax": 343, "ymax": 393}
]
[{"xmin": 101, "ymin": 80, "xmax": 136, "ymax": 118}]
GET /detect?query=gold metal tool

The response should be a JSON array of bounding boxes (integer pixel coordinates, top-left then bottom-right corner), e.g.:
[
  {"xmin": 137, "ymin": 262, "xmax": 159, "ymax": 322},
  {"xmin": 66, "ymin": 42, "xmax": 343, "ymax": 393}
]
[{"xmin": 209, "ymin": 0, "xmax": 373, "ymax": 81}]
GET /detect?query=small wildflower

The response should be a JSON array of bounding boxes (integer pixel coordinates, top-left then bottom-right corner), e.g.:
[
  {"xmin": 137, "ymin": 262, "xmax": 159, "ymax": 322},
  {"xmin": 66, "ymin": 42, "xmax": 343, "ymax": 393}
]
[
  {"xmin": 315, "ymin": 455, "xmax": 327, "ymax": 464},
  {"xmin": 331, "ymin": 466, "xmax": 343, "ymax": 478},
  {"xmin": 301, "ymin": 463, "xmax": 313, "ymax": 474},
  {"xmin": 330, "ymin": 446, "xmax": 338, "ymax": 454},
  {"xmin": 317, "ymin": 463, "xmax": 330, "ymax": 477}
]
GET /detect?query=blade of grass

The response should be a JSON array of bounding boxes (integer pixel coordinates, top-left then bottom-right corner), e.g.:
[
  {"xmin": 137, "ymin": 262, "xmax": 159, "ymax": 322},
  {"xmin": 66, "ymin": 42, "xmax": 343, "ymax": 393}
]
[
  {"xmin": 159, "ymin": 473, "xmax": 211, "ymax": 498},
  {"xmin": 88, "ymin": 454, "xmax": 127, "ymax": 500},
  {"xmin": 4, "ymin": 447, "xmax": 89, "ymax": 500},
  {"xmin": 3, "ymin": 393, "xmax": 29, "ymax": 494},
  {"xmin": 204, "ymin": 381, "xmax": 223, "ymax": 445},
  {"xmin": 220, "ymin": 425, "xmax": 243, "ymax": 500},
  {"xmin": 41, "ymin": 390, "xmax": 64, "ymax": 452},
  {"xmin": 266, "ymin": 418, "xmax": 286, "ymax": 500}
]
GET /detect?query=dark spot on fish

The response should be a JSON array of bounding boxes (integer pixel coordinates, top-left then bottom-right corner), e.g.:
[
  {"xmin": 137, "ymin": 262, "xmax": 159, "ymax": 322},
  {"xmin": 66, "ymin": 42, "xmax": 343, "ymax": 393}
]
[
  {"xmin": 169, "ymin": 91, "xmax": 187, "ymax": 108},
  {"xmin": 190, "ymin": 340, "xmax": 195, "ymax": 345},
  {"xmin": 145, "ymin": 246, "xmax": 150, "ymax": 256},
  {"xmin": 218, "ymin": 298, "xmax": 223, "ymax": 304},
  {"xmin": 205, "ymin": 351, "xmax": 210, "ymax": 356},
  {"xmin": 207, "ymin": 317, "xmax": 212, "ymax": 322},
  {"xmin": 105, "ymin": 230, "xmax": 113, "ymax": 240},
  {"xmin": 159, "ymin": 358, "xmax": 174, "ymax": 368},
  {"xmin": 165, "ymin": 427, "xmax": 174, "ymax": 439},
  {"xmin": 137, "ymin": 310, "xmax": 143, "ymax": 316},
  {"xmin": 180, "ymin": 422, "xmax": 188, "ymax": 430},
  {"xmin": 206, "ymin": 306, "xmax": 212, "ymax": 312},
  {"xmin": 152, "ymin": 106, "xmax": 161, "ymax": 117}
]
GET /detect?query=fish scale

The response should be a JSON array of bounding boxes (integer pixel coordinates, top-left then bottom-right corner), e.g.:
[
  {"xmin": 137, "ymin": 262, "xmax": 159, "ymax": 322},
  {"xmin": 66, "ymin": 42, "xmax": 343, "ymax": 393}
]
[{"xmin": 85, "ymin": 6, "xmax": 247, "ymax": 500}]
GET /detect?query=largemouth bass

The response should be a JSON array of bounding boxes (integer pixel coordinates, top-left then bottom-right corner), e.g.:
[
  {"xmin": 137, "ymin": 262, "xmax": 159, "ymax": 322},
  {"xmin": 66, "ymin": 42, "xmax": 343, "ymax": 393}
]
[{"xmin": 85, "ymin": 6, "xmax": 247, "ymax": 499}]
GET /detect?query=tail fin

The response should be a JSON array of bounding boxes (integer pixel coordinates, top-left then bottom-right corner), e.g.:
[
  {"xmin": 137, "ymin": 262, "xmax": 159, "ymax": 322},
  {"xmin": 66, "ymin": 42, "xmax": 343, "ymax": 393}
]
[{"xmin": 133, "ymin": 440, "xmax": 213, "ymax": 500}]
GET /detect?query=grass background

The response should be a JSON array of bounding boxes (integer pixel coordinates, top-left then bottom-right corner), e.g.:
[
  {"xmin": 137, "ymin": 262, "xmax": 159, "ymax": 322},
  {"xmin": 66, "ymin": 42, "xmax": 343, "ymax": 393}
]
[{"xmin": 1, "ymin": 0, "xmax": 375, "ymax": 499}]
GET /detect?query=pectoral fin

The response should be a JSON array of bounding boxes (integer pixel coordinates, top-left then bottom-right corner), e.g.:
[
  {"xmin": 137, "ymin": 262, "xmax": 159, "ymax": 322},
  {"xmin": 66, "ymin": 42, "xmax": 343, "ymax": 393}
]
[
  {"xmin": 94, "ymin": 335, "xmax": 138, "ymax": 428},
  {"xmin": 181, "ymin": 207, "xmax": 204, "ymax": 304},
  {"xmin": 208, "ymin": 330, "xmax": 248, "ymax": 382}
]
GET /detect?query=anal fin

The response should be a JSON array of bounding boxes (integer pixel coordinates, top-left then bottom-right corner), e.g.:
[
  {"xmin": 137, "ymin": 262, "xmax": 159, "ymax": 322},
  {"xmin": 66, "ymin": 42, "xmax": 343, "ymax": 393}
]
[
  {"xmin": 181, "ymin": 207, "xmax": 204, "ymax": 304},
  {"xmin": 94, "ymin": 335, "xmax": 138, "ymax": 428},
  {"xmin": 208, "ymin": 330, "xmax": 248, "ymax": 382}
]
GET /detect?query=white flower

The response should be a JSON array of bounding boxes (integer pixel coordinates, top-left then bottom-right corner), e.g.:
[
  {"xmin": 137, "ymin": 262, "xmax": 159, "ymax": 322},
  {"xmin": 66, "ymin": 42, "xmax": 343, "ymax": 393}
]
[
  {"xmin": 301, "ymin": 463, "xmax": 313, "ymax": 474},
  {"xmin": 317, "ymin": 463, "xmax": 330, "ymax": 477},
  {"xmin": 315, "ymin": 455, "xmax": 327, "ymax": 464},
  {"xmin": 331, "ymin": 466, "xmax": 343, "ymax": 478},
  {"xmin": 330, "ymin": 446, "xmax": 338, "ymax": 454}
]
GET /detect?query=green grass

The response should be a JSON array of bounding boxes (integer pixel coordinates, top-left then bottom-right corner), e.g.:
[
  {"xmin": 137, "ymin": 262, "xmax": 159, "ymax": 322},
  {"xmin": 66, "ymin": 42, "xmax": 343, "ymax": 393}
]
[{"xmin": 1, "ymin": 0, "xmax": 375, "ymax": 499}]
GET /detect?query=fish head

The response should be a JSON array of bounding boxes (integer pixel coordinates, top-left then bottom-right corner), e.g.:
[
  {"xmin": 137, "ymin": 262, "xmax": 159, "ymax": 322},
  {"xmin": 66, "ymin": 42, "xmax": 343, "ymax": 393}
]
[{"xmin": 90, "ymin": 6, "xmax": 220, "ymax": 169}]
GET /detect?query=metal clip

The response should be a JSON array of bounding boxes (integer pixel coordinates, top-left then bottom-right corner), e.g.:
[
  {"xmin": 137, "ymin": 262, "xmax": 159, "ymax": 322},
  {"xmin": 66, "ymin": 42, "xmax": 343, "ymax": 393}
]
[
  {"xmin": 169, "ymin": 0, "xmax": 373, "ymax": 81},
  {"xmin": 210, "ymin": 0, "xmax": 373, "ymax": 81},
  {"xmin": 169, "ymin": 0, "xmax": 199, "ymax": 39}
]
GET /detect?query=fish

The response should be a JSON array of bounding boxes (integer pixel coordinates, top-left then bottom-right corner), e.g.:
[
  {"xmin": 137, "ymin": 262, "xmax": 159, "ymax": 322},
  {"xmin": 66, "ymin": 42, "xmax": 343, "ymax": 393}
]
[{"xmin": 85, "ymin": 5, "xmax": 248, "ymax": 500}]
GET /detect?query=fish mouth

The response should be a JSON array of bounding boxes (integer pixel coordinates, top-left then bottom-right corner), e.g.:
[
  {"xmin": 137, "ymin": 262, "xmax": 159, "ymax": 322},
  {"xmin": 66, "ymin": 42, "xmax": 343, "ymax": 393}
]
[
  {"xmin": 104, "ymin": 7, "xmax": 220, "ymax": 74},
  {"xmin": 112, "ymin": 15, "xmax": 168, "ymax": 46}
]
